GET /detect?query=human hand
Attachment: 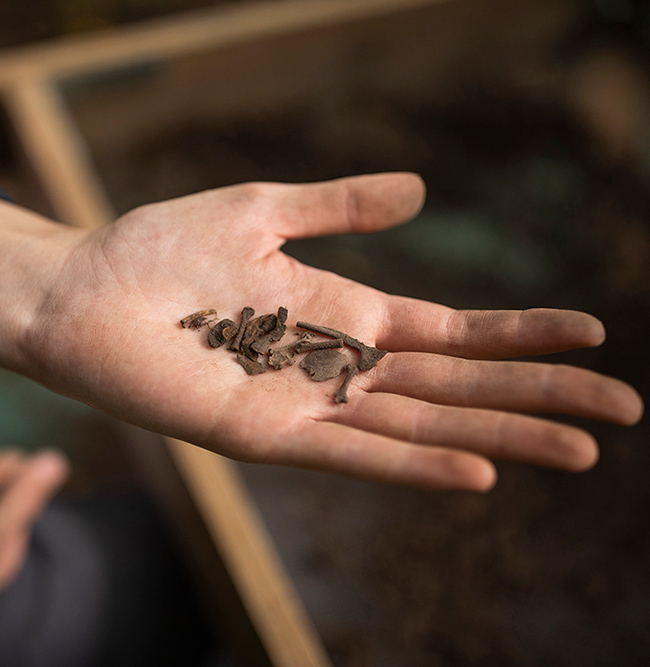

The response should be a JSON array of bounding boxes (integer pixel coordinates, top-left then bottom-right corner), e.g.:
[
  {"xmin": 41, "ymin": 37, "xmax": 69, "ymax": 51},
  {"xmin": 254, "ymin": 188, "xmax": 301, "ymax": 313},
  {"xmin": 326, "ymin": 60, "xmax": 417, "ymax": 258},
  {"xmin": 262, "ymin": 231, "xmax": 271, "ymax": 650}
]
[
  {"xmin": 0, "ymin": 449, "xmax": 69, "ymax": 590},
  {"xmin": 7, "ymin": 174, "xmax": 644, "ymax": 491}
]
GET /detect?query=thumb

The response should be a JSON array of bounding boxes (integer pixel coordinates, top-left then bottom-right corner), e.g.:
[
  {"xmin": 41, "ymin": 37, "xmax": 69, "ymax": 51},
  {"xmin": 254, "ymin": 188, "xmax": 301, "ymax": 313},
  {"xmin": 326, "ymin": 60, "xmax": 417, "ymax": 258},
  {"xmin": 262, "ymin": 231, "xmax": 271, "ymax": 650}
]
[
  {"xmin": 0, "ymin": 450, "xmax": 70, "ymax": 536},
  {"xmin": 0, "ymin": 450, "xmax": 70, "ymax": 590},
  {"xmin": 275, "ymin": 172, "xmax": 426, "ymax": 240}
]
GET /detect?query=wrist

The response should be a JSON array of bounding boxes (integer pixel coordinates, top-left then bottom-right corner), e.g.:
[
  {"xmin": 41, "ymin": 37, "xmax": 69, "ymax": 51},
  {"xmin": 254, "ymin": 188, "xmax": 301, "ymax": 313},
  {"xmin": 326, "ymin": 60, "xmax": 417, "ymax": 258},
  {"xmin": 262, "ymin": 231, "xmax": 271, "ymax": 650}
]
[{"xmin": 0, "ymin": 202, "xmax": 85, "ymax": 377}]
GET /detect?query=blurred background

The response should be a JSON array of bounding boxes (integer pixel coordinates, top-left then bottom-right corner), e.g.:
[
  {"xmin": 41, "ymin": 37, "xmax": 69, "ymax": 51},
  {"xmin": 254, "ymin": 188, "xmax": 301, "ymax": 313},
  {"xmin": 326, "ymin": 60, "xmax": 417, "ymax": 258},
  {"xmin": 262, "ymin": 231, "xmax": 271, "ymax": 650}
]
[{"xmin": 0, "ymin": 0, "xmax": 649, "ymax": 665}]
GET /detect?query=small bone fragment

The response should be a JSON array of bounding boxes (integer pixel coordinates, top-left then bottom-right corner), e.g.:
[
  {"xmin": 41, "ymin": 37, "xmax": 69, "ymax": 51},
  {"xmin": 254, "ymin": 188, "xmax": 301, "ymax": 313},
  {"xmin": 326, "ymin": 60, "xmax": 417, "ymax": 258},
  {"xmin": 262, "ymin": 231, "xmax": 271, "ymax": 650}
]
[
  {"xmin": 295, "ymin": 338, "xmax": 343, "ymax": 354},
  {"xmin": 241, "ymin": 313, "xmax": 277, "ymax": 359},
  {"xmin": 251, "ymin": 307, "xmax": 288, "ymax": 355},
  {"xmin": 335, "ymin": 364, "xmax": 359, "ymax": 404},
  {"xmin": 180, "ymin": 309, "xmax": 217, "ymax": 329},
  {"xmin": 300, "ymin": 348, "xmax": 347, "ymax": 382},
  {"xmin": 267, "ymin": 333, "xmax": 311, "ymax": 370},
  {"xmin": 229, "ymin": 307, "xmax": 255, "ymax": 352},
  {"xmin": 207, "ymin": 318, "xmax": 237, "ymax": 348},
  {"xmin": 268, "ymin": 346, "xmax": 295, "ymax": 370},
  {"xmin": 236, "ymin": 354, "xmax": 266, "ymax": 375},
  {"xmin": 296, "ymin": 321, "xmax": 387, "ymax": 371}
]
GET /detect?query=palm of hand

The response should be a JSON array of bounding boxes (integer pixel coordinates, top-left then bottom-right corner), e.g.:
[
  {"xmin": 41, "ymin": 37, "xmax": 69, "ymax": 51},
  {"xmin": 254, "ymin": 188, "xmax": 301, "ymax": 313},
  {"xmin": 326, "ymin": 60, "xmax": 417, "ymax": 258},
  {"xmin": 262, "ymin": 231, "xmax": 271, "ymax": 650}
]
[{"xmin": 30, "ymin": 175, "xmax": 643, "ymax": 491}]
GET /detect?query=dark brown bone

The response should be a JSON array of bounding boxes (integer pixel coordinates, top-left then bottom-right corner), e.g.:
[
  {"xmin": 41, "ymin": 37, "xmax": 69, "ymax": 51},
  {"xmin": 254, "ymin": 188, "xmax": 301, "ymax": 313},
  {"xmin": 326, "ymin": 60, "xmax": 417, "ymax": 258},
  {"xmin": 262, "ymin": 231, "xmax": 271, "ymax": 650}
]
[
  {"xmin": 295, "ymin": 338, "xmax": 343, "ymax": 354},
  {"xmin": 300, "ymin": 348, "xmax": 347, "ymax": 382},
  {"xmin": 335, "ymin": 364, "xmax": 359, "ymax": 404},
  {"xmin": 267, "ymin": 346, "xmax": 295, "ymax": 370},
  {"xmin": 180, "ymin": 309, "xmax": 217, "ymax": 329},
  {"xmin": 241, "ymin": 314, "xmax": 277, "ymax": 359},
  {"xmin": 296, "ymin": 322, "xmax": 387, "ymax": 371},
  {"xmin": 207, "ymin": 318, "xmax": 237, "ymax": 348},
  {"xmin": 251, "ymin": 306, "xmax": 288, "ymax": 355},
  {"xmin": 268, "ymin": 332, "xmax": 311, "ymax": 370},
  {"xmin": 229, "ymin": 307, "xmax": 255, "ymax": 352},
  {"xmin": 236, "ymin": 354, "xmax": 266, "ymax": 375}
]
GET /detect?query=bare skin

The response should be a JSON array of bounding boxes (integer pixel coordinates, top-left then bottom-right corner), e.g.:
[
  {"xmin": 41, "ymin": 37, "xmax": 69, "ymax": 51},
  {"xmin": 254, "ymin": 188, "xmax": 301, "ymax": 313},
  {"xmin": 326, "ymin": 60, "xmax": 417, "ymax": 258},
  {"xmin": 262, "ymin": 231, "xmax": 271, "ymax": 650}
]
[
  {"xmin": 0, "ymin": 449, "xmax": 69, "ymax": 590},
  {"xmin": 0, "ymin": 173, "xmax": 643, "ymax": 495}
]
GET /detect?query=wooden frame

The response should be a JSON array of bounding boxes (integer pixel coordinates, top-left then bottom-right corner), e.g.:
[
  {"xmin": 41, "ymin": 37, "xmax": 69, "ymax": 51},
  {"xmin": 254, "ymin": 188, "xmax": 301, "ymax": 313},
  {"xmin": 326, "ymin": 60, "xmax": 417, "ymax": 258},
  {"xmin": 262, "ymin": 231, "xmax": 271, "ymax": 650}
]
[{"xmin": 0, "ymin": 1, "xmax": 450, "ymax": 664}]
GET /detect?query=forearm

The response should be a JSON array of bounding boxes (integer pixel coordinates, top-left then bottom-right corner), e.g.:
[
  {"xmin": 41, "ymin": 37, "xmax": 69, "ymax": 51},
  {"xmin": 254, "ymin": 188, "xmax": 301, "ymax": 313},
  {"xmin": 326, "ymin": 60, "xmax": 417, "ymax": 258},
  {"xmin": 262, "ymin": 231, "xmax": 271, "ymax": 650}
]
[{"xmin": 0, "ymin": 202, "xmax": 85, "ymax": 376}]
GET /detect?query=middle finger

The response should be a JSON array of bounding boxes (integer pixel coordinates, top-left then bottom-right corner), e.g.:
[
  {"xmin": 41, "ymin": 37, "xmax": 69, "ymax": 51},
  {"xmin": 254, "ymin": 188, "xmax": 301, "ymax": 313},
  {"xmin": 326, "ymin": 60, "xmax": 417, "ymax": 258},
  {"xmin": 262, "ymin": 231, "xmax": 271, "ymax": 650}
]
[
  {"xmin": 366, "ymin": 352, "xmax": 642, "ymax": 425},
  {"xmin": 331, "ymin": 391, "xmax": 599, "ymax": 471}
]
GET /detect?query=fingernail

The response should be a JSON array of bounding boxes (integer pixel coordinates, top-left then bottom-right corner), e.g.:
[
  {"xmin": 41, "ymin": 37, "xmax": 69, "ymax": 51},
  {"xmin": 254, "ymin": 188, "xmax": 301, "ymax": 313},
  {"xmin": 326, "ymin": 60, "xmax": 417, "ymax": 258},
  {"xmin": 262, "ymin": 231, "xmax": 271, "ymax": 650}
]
[
  {"xmin": 591, "ymin": 319, "xmax": 606, "ymax": 345},
  {"xmin": 475, "ymin": 461, "xmax": 498, "ymax": 493}
]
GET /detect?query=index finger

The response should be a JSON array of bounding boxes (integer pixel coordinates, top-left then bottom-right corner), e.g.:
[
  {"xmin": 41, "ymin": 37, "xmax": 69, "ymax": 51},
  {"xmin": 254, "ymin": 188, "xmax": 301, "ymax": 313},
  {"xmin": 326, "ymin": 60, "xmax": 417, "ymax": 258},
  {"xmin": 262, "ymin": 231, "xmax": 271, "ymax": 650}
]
[{"xmin": 379, "ymin": 298, "xmax": 607, "ymax": 359}]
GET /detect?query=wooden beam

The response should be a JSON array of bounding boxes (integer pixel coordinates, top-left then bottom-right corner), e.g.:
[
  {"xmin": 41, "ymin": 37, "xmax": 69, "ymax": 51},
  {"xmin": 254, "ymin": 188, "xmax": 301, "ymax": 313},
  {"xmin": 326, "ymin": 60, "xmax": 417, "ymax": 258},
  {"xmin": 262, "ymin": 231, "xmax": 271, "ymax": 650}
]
[
  {"xmin": 2, "ymin": 80, "xmax": 114, "ymax": 228},
  {"xmin": 169, "ymin": 440, "xmax": 331, "ymax": 667},
  {"xmin": 0, "ymin": 0, "xmax": 452, "ymax": 86}
]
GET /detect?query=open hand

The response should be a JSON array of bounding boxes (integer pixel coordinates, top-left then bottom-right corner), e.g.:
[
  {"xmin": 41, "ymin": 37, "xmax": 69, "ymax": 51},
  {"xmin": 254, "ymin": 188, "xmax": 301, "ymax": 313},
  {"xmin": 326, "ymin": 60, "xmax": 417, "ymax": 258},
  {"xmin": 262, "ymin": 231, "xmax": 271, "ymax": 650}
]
[{"xmin": 13, "ymin": 174, "xmax": 643, "ymax": 491}]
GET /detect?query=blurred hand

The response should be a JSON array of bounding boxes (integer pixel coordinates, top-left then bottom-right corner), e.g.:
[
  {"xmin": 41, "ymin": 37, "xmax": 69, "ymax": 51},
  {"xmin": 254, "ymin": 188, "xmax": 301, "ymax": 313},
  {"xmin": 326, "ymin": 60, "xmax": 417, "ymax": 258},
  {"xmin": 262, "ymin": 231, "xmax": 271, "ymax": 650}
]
[
  {"xmin": 7, "ymin": 173, "xmax": 644, "ymax": 491},
  {"xmin": 0, "ymin": 449, "xmax": 69, "ymax": 591}
]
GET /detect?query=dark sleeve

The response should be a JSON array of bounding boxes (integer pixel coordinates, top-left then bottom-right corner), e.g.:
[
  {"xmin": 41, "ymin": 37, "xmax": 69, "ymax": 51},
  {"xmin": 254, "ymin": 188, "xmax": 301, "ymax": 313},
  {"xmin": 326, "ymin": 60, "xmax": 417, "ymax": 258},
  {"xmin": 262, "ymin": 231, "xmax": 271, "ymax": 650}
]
[
  {"xmin": 0, "ymin": 503, "xmax": 109, "ymax": 667},
  {"xmin": 0, "ymin": 492, "xmax": 218, "ymax": 667}
]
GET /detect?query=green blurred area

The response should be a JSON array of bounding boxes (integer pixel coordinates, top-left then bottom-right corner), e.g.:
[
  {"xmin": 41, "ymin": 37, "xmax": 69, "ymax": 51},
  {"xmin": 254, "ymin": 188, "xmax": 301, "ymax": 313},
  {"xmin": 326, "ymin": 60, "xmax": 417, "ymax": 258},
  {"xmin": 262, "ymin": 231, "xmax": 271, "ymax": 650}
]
[{"xmin": 0, "ymin": 369, "xmax": 95, "ymax": 451}]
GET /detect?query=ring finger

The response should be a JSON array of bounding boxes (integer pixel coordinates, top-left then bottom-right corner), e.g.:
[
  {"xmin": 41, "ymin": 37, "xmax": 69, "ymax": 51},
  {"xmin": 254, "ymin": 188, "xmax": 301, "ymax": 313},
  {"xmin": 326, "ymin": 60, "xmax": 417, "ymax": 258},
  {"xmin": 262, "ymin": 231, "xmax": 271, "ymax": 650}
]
[{"xmin": 331, "ymin": 391, "xmax": 600, "ymax": 471}]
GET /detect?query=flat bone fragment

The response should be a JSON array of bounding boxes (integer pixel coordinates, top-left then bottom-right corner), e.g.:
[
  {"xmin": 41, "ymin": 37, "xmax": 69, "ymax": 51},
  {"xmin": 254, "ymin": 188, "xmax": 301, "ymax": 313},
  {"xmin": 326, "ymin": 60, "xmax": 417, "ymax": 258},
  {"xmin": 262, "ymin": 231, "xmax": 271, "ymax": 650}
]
[
  {"xmin": 300, "ymin": 348, "xmax": 347, "ymax": 382},
  {"xmin": 335, "ymin": 364, "xmax": 359, "ymax": 404},
  {"xmin": 251, "ymin": 306, "xmax": 288, "ymax": 355},
  {"xmin": 296, "ymin": 321, "xmax": 387, "ymax": 371},
  {"xmin": 237, "ymin": 354, "xmax": 266, "ymax": 375},
  {"xmin": 241, "ymin": 313, "xmax": 277, "ymax": 359},
  {"xmin": 207, "ymin": 318, "xmax": 237, "ymax": 348},
  {"xmin": 229, "ymin": 307, "xmax": 255, "ymax": 352}
]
